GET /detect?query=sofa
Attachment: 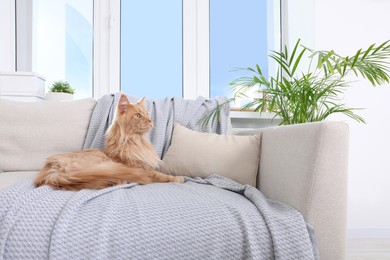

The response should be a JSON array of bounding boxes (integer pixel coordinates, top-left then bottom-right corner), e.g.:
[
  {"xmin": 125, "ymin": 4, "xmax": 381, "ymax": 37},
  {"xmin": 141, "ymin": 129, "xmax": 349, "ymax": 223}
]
[{"xmin": 0, "ymin": 97, "xmax": 349, "ymax": 260}]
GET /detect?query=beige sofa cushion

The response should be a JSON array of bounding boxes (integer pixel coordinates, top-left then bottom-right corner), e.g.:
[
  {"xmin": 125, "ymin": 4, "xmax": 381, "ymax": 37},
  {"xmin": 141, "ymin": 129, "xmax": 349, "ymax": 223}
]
[
  {"xmin": 0, "ymin": 171, "xmax": 38, "ymax": 190},
  {"xmin": 0, "ymin": 98, "xmax": 96, "ymax": 171},
  {"xmin": 160, "ymin": 124, "xmax": 261, "ymax": 186}
]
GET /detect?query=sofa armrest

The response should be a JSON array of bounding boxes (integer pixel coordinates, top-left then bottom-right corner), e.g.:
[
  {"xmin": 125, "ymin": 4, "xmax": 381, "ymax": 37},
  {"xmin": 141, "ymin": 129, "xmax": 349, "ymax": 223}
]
[{"xmin": 255, "ymin": 121, "xmax": 348, "ymax": 260}]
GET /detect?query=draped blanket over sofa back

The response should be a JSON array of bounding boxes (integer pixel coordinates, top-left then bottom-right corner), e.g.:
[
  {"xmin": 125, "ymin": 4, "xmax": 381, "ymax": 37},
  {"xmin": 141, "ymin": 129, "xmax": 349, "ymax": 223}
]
[{"xmin": 83, "ymin": 93, "xmax": 230, "ymax": 158}]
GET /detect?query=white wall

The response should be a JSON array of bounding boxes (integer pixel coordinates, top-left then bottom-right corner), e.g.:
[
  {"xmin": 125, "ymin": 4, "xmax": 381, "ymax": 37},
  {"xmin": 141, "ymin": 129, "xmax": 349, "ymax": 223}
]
[{"xmin": 288, "ymin": 0, "xmax": 390, "ymax": 237}]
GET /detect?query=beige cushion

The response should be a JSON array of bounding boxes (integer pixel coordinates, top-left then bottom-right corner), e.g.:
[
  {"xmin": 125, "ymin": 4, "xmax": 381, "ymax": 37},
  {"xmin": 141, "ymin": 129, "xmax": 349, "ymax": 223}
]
[
  {"xmin": 160, "ymin": 124, "xmax": 261, "ymax": 186},
  {"xmin": 0, "ymin": 171, "xmax": 38, "ymax": 190},
  {"xmin": 0, "ymin": 98, "xmax": 97, "ymax": 171}
]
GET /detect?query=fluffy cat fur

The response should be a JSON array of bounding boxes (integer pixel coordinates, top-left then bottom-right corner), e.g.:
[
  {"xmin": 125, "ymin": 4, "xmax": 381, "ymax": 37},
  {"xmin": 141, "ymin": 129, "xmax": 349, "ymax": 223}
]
[{"xmin": 34, "ymin": 94, "xmax": 184, "ymax": 190}]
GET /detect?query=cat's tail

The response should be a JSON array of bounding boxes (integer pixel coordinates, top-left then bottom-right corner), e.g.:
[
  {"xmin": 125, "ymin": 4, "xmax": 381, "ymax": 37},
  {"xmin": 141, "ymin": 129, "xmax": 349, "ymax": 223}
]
[{"xmin": 34, "ymin": 161, "xmax": 184, "ymax": 191}]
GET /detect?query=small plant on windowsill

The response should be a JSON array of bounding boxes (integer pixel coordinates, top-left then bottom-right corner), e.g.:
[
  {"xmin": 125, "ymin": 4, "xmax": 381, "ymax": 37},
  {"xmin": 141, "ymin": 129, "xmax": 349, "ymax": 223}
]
[
  {"xmin": 46, "ymin": 80, "xmax": 75, "ymax": 101},
  {"xmin": 49, "ymin": 80, "xmax": 75, "ymax": 94},
  {"xmin": 200, "ymin": 39, "xmax": 390, "ymax": 127}
]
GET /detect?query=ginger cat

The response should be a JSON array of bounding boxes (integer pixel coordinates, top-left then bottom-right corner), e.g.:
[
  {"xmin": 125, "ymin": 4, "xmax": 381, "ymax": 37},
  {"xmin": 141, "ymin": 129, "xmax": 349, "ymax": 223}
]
[{"xmin": 35, "ymin": 94, "xmax": 184, "ymax": 190}]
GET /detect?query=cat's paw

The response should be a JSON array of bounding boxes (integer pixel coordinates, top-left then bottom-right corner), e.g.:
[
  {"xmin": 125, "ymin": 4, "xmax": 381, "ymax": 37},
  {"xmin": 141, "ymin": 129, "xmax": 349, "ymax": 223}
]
[{"xmin": 174, "ymin": 176, "xmax": 185, "ymax": 183}]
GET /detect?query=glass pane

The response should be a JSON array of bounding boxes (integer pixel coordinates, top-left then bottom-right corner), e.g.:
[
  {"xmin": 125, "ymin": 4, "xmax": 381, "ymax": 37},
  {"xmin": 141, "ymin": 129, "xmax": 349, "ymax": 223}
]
[
  {"xmin": 31, "ymin": 0, "xmax": 93, "ymax": 99},
  {"xmin": 121, "ymin": 0, "xmax": 183, "ymax": 98},
  {"xmin": 210, "ymin": 0, "xmax": 273, "ymax": 102}
]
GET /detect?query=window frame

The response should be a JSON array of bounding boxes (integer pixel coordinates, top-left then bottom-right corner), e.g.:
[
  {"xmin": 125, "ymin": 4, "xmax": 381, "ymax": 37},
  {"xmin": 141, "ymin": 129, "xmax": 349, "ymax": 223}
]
[
  {"xmin": 12, "ymin": 0, "xmax": 281, "ymax": 100},
  {"xmin": 98, "ymin": 0, "xmax": 281, "ymax": 100},
  {"xmin": 93, "ymin": 0, "xmax": 121, "ymax": 99},
  {"xmin": 95, "ymin": 0, "xmax": 210, "ymax": 99}
]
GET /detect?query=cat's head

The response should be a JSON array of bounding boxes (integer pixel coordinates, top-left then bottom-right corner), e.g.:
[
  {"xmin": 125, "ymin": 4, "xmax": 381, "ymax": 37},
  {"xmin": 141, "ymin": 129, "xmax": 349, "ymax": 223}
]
[{"xmin": 115, "ymin": 94, "xmax": 153, "ymax": 134}]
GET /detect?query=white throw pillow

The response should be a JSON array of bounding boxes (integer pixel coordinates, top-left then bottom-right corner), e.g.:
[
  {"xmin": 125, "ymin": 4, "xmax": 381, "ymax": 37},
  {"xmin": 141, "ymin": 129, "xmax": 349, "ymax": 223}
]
[
  {"xmin": 160, "ymin": 123, "xmax": 261, "ymax": 186},
  {"xmin": 0, "ymin": 98, "xmax": 96, "ymax": 171}
]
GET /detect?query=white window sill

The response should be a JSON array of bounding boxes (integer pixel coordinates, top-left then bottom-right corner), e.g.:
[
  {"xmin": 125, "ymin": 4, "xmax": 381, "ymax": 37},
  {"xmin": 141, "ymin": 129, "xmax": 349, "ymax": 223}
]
[
  {"xmin": 230, "ymin": 110, "xmax": 277, "ymax": 119},
  {"xmin": 230, "ymin": 110, "xmax": 281, "ymax": 130}
]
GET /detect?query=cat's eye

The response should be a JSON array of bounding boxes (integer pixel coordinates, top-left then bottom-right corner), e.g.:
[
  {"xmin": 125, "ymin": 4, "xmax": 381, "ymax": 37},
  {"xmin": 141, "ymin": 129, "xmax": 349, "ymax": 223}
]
[{"xmin": 135, "ymin": 113, "xmax": 141, "ymax": 118}]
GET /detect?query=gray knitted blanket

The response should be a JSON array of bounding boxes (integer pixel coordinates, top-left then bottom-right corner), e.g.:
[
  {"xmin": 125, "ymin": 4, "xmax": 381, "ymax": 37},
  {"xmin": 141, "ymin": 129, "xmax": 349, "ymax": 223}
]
[
  {"xmin": 0, "ymin": 175, "xmax": 318, "ymax": 259},
  {"xmin": 83, "ymin": 93, "xmax": 230, "ymax": 158}
]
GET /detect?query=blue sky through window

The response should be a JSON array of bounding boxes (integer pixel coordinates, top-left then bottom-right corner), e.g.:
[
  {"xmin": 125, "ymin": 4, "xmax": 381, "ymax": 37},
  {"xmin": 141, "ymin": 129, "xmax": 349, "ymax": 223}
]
[
  {"xmin": 120, "ymin": 0, "xmax": 183, "ymax": 99},
  {"xmin": 210, "ymin": 0, "xmax": 269, "ymax": 99},
  {"xmin": 120, "ymin": 0, "xmax": 274, "ymax": 100}
]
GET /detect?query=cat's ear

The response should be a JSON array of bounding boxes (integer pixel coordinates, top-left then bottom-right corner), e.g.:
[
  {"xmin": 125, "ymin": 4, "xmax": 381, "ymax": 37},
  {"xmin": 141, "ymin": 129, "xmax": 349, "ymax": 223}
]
[
  {"xmin": 118, "ymin": 94, "xmax": 130, "ymax": 113},
  {"xmin": 136, "ymin": 97, "xmax": 146, "ymax": 106}
]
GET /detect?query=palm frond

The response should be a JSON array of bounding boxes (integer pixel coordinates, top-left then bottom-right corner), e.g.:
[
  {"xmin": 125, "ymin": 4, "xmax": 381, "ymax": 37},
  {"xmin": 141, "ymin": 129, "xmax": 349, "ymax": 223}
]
[
  {"xmin": 201, "ymin": 39, "xmax": 390, "ymax": 126},
  {"xmin": 197, "ymin": 98, "xmax": 233, "ymax": 130}
]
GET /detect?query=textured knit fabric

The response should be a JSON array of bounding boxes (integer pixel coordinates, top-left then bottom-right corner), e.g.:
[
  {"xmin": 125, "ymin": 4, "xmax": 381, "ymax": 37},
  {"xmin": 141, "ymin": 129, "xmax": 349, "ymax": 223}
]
[
  {"xmin": 83, "ymin": 93, "xmax": 230, "ymax": 158},
  {"xmin": 0, "ymin": 175, "xmax": 318, "ymax": 260},
  {"xmin": 82, "ymin": 94, "xmax": 121, "ymax": 149}
]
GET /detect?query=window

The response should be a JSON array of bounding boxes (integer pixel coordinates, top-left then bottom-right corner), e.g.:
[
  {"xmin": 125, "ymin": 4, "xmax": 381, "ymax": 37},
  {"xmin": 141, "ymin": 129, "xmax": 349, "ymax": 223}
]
[
  {"xmin": 120, "ymin": 0, "xmax": 183, "ymax": 98},
  {"xmin": 17, "ymin": 0, "xmax": 93, "ymax": 99},
  {"xmin": 15, "ymin": 0, "xmax": 280, "ymax": 100},
  {"xmin": 119, "ymin": 0, "xmax": 280, "ymax": 100},
  {"xmin": 210, "ymin": 0, "xmax": 270, "ymax": 98}
]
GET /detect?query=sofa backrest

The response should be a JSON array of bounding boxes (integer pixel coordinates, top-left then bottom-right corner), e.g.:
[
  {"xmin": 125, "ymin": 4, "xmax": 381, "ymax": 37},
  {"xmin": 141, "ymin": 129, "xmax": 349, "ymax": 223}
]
[{"xmin": 0, "ymin": 98, "xmax": 97, "ymax": 172}]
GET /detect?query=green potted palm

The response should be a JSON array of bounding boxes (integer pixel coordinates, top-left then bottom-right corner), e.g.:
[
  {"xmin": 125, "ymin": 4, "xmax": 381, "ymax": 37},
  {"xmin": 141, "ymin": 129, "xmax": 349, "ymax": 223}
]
[
  {"xmin": 46, "ymin": 80, "xmax": 75, "ymax": 101},
  {"xmin": 202, "ymin": 39, "xmax": 390, "ymax": 126}
]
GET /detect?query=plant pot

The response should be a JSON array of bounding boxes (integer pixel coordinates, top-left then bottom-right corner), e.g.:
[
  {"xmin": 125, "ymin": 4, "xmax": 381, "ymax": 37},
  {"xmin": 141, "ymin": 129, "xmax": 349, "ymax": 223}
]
[{"xmin": 45, "ymin": 92, "xmax": 73, "ymax": 101}]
